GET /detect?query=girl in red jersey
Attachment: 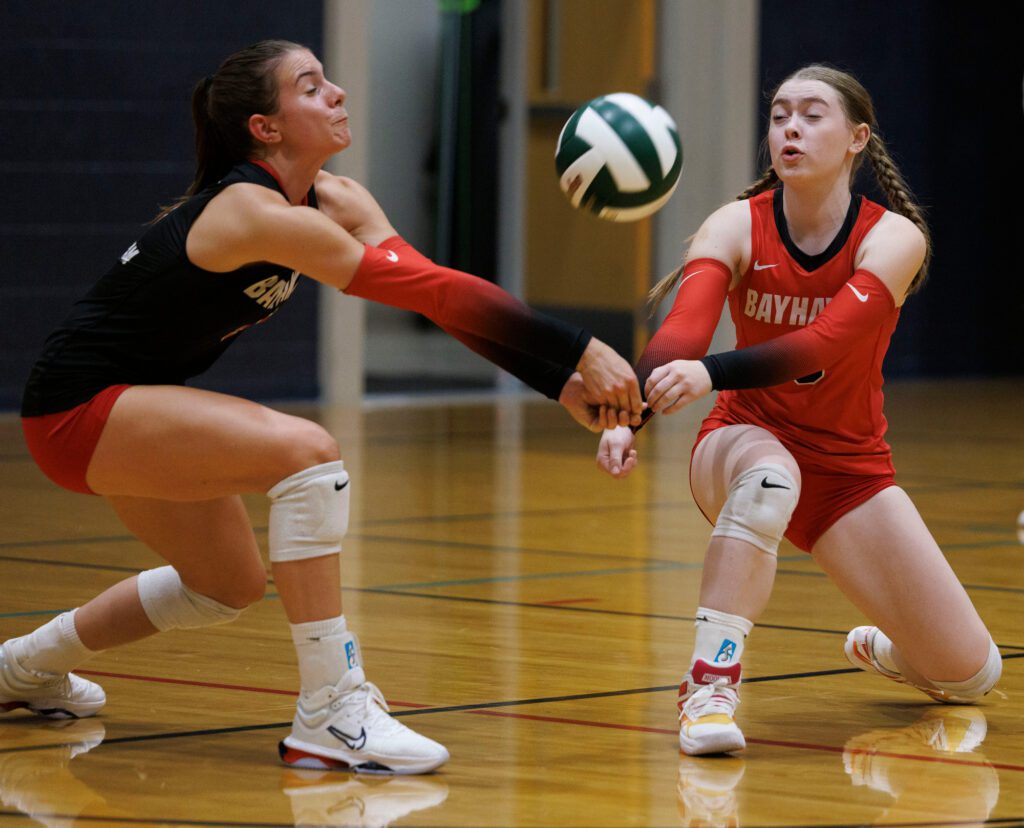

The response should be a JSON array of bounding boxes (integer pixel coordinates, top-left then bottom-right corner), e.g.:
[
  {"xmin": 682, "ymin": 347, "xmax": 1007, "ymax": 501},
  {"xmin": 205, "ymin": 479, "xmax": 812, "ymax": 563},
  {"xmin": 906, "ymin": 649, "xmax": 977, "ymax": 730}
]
[
  {"xmin": 597, "ymin": 65, "xmax": 1001, "ymax": 756},
  {"xmin": 1, "ymin": 40, "xmax": 643, "ymax": 774}
]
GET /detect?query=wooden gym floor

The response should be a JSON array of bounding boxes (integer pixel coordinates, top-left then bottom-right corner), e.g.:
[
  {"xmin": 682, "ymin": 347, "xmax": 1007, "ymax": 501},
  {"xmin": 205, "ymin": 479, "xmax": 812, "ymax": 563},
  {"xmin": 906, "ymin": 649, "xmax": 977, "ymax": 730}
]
[{"xmin": 0, "ymin": 378, "xmax": 1021, "ymax": 827}]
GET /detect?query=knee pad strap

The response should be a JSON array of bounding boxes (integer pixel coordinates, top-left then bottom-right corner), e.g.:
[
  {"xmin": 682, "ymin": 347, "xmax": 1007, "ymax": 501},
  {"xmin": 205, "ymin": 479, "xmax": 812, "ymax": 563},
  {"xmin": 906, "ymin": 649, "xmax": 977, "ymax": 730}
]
[
  {"xmin": 267, "ymin": 461, "xmax": 349, "ymax": 563},
  {"xmin": 711, "ymin": 463, "xmax": 799, "ymax": 556},
  {"xmin": 137, "ymin": 566, "xmax": 242, "ymax": 632}
]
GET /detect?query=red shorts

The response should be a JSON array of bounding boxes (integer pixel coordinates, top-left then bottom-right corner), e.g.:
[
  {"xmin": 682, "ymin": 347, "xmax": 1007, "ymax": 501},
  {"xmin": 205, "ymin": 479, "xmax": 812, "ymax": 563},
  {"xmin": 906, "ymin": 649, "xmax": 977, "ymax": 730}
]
[
  {"xmin": 21, "ymin": 384, "xmax": 131, "ymax": 496},
  {"xmin": 692, "ymin": 421, "xmax": 896, "ymax": 553}
]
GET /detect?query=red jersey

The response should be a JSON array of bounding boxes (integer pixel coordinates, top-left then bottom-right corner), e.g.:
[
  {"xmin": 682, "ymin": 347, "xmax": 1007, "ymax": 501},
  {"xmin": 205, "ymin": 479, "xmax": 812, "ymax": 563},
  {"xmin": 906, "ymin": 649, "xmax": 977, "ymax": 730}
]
[{"xmin": 703, "ymin": 188, "xmax": 898, "ymax": 475}]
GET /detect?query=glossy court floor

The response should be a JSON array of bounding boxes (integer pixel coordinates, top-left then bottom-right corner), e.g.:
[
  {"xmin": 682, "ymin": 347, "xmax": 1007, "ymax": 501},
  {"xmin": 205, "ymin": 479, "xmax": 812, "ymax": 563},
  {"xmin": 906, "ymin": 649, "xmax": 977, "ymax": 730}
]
[{"xmin": 0, "ymin": 378, "xmax": 1021, "ymax": 827}]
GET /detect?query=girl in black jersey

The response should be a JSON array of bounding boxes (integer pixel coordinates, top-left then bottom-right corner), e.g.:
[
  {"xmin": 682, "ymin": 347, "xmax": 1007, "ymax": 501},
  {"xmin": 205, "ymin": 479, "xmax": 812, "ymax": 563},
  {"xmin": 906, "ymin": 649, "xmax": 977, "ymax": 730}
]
[{"xmin": 2, "ymin": 40, "xmax": 643, "ymax": 774}]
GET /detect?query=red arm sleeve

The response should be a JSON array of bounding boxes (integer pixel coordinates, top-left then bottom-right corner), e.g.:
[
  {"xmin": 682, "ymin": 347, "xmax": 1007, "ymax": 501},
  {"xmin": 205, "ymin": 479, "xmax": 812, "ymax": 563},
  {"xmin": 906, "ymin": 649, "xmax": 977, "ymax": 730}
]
[
  {"xmin": 345, "ymin": 237, "xmax": 591, "ymax": 374},
  {"xmin": 700, "ymin": 270, "xmax": 896, "ymax": 389},
  {"xmin": 634, "ymin": 258, "xmax": 731, "ymax": 390}
]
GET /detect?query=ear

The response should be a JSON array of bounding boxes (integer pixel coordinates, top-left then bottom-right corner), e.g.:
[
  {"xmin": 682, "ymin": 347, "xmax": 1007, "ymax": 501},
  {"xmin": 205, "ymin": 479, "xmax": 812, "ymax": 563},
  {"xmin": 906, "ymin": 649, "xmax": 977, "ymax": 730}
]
[
  {"xmin": 850, "ymin": 122, "xmax": 870, "ymax": 155},
  {"xmin": 248, "ymin": 113, "xmax": 281, "ymax": 145}
]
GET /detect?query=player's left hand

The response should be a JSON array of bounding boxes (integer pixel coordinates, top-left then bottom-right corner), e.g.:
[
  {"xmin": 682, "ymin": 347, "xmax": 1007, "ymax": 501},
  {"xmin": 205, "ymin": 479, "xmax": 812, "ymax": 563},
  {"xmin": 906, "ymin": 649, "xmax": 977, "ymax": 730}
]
[
  {"xmin": 645, "ymin": 360, "xmax": 712, "ymax": 415},
  {"xmin": 575, "ymin": 339, "xmax": 643, "ymax": 427}
]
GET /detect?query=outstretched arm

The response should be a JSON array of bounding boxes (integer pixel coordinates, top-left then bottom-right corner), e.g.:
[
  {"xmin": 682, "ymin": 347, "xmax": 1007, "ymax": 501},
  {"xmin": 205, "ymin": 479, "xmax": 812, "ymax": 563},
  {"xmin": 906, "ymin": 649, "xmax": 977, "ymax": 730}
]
[{"xmin": 348, "ymin": 237, "xmax": 641, "ymax": 426}]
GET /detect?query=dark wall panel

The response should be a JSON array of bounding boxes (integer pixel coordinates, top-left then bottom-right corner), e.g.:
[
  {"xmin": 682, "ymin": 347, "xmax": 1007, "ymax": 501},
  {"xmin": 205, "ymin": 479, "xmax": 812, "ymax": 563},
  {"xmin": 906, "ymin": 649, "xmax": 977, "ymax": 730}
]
[
  {"xmin": 1, "ymin": 1, "xmax": 324, "ymax": 410},
  {"xmin": 759, "ymin": 0, "xmax": 1023, "ymax": 378}
]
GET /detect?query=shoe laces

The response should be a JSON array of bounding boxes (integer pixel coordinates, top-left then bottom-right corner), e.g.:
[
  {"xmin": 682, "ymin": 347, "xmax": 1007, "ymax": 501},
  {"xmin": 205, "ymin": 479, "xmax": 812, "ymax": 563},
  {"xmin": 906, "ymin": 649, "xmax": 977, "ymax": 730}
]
[
  {"xmin": 681, "ymin": 681, "xmax": 739, "ymax": 722},
  {"xmin": 334, "ymin": 682, "xmax": 407, "ymax": 736}
]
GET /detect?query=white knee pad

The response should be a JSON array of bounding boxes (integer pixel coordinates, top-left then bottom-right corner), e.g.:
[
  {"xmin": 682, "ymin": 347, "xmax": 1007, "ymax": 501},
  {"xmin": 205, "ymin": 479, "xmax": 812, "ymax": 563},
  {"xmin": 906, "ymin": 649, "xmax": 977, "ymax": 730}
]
[
  {"xmin": 137, "ymin": 566, "xmax": 242, "ymax": 632},
  {"xmin": 267, "ymin": 460, "xmax": 349, "ymax": 563},
  {"xmin": 931, "ymin": 638, "xmax": 1002, "ymax": 703},
  {"xmin": 711, "ymin": 463, "xmax": 799, "ymax": 556}
]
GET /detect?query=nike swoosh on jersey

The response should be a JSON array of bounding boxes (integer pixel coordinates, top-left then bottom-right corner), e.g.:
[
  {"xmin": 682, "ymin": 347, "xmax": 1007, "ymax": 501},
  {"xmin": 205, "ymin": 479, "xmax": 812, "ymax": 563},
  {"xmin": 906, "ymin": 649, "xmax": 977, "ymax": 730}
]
[
  {"xmin": 679, "ymin": 269, "xmax": 706, "ymax": 287},
  {"xmin": 846, "ymin": 283, "xmax": 869, "ymax": 302},
  {"xmin": 385, "ymin": 250, "xmax": 399, "ymax": 262},
  {"xmin": 753, "ymin": 261, "xmax": 777, "ymax": 270}
]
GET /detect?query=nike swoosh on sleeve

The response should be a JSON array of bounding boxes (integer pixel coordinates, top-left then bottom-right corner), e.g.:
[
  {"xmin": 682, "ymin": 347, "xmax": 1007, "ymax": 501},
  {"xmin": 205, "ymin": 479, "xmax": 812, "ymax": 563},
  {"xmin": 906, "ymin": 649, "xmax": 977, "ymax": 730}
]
[
  {"xmin": 846, "ymin": 283, "xmax": 869, "ymax": 302},
  {"xmin": 678, "ymin": 269, "xmax": 706, "ymax": 287}
]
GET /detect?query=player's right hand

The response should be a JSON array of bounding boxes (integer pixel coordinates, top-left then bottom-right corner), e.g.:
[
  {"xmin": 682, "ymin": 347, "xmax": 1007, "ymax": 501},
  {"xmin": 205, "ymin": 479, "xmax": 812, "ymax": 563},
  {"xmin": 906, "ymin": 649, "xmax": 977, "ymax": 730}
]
[{"xmin": 597, "ymin": 426, "xmax": 638, "ymax": 478}]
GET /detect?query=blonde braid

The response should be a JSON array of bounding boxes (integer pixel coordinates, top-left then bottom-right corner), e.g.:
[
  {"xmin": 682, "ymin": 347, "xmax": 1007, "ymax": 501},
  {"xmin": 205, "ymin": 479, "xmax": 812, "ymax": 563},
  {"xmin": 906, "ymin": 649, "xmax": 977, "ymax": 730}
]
[
  {"xmin": 865, "ymin": 133, "xmax": 932, "ymax": 293},
  {"xmin": 735, "ymin": 166, "xmax": 779, "ymax": 202}
]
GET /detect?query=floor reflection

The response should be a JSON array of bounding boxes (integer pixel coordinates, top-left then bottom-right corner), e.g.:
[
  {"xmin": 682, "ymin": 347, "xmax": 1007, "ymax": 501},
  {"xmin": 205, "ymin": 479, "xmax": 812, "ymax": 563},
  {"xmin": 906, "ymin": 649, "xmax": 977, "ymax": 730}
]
[
  {"xmin": 281, "ymin": 768, "xmax": 450, "ymax": 827},
  {"xmin": 843, "ymin": 707, "xmax": 998, "ymax": 824},
  {"xmin": 0, "ymin": 718, "xmax": 107, "ymax": 827},
  {"xmin": 676, "ymin": 753, "xmax": 745, "ymax": 828}
]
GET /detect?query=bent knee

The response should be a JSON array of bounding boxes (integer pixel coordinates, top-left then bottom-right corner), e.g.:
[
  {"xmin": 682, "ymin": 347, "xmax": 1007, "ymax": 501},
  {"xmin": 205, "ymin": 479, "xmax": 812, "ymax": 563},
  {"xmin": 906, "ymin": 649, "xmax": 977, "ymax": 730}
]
[
  {"xmin": 932, "ymin": 638, "xmax": 1002, "ymax": 703},
  {"xmin": 210, "ymin": 567, "xmax": 268, "ymax": 609},
  {"xmin": 272, "ymin": 417, "xmax": 340, "ymax": 476}
]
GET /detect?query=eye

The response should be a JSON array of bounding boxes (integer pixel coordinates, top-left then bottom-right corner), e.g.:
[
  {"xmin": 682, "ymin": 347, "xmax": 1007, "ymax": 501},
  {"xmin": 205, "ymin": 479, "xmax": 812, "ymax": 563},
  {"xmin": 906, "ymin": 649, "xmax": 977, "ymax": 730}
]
[
  {"xmin": 305, "ymin": 86, "xmax": 318, "ymax": 96},
  {"xmin": 771, "ymin": 113, "xmax": 787, "ymax": 123}
]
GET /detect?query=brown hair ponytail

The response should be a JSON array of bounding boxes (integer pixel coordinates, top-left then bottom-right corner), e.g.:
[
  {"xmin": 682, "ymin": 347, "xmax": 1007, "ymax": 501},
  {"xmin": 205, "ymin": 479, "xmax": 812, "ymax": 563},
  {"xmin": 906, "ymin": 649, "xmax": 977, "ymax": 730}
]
[{"xmin": 156, "ymin": 39, "xmax": 303, "ymax": 218}]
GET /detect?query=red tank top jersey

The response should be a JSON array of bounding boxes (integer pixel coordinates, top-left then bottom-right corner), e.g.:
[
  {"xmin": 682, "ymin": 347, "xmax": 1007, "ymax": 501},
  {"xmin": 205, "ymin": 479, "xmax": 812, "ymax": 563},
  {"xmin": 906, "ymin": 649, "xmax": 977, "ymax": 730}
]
[{"xmin": 703, "ymin": 189, "xmax": 898, "ymax": 475}]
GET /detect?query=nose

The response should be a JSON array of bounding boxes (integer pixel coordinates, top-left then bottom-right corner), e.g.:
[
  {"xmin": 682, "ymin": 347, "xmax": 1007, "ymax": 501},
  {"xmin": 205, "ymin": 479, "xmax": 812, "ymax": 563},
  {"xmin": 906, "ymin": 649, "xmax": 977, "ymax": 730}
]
[
  {"xmin": 329, "ymin": 83, "xmax": 346, "ymax": 107},
  {"xmin": 783, "ymin": 115, "xmax": 800, "ymax": 139}
]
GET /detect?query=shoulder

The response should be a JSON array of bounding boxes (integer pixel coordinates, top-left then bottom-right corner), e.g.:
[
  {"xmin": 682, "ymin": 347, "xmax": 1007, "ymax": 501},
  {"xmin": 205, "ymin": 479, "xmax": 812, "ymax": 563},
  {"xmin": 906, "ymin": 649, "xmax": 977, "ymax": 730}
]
[
  {"xmin": 206, "ymin": 180, "xmax": 290, "ymax": 216},
  {"xmin": 314, "ymin": 171, "xmax": 372, "ymax": 205},
  {"xmin": 856, "ymin": 210, "xmax": 926, "ymax": 305},
  {"xmin": 686, "ymin": 200, "xmax": 751, "ymax": 280}
]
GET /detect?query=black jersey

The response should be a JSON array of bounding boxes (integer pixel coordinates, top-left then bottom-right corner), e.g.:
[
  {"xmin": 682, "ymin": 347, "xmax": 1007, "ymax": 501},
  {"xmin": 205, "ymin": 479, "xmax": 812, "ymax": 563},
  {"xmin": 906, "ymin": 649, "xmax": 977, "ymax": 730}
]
[{"xmin": 21, "ymin": 162, "xmax": 316, "ymax": 417}]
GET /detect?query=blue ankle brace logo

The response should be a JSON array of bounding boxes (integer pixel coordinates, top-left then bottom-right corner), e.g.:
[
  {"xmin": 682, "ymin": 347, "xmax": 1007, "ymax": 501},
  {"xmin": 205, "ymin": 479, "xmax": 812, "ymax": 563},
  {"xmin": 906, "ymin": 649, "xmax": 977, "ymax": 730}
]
[
  {"xmin": 345, "ymin": 640, "xmax": 358, "ymax": 669},
  {"xmin": 714, "ymin": 639, "xmax": 736, "ymax": 663}
]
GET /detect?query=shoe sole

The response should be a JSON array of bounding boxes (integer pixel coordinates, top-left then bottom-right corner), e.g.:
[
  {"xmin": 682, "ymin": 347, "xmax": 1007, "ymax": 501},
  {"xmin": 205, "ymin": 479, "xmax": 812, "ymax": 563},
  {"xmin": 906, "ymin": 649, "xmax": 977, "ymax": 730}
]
[
  {"xmin": 279, "ymin": 737, "xmax": 448, "ymax": 775},
  {"xmin": 1, "ymin": 699, "xmax": 104, "ymax": 719},
  {"xmin": 679, "ymin": 726, "xmax": 746, "ymax": 756}
]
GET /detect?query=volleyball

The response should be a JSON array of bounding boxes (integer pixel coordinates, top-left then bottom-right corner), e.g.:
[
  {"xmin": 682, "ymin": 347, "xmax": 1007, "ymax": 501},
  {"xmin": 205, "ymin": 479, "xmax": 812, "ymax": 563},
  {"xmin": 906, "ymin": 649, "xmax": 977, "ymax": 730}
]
[{"xmin": 555, "ymin": 92, "xmax": 682, "ymax": 222}]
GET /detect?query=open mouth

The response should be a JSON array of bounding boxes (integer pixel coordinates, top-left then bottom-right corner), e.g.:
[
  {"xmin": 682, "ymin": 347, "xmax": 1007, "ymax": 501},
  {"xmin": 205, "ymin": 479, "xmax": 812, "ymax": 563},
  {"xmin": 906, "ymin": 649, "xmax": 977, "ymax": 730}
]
[{"xmin": 781, "ymin": 145, "xmax": 803, "ymax": 161}]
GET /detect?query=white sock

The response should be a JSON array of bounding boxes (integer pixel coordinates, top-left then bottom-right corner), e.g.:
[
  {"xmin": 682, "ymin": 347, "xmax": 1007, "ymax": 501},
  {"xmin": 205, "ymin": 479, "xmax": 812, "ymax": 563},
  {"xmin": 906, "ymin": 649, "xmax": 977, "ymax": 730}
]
[
  {"xmin": 290, "ymin": 614, "xmax": 359, "ymax": 694},
  {"xmin": 6, "ymin": 610, "xmax": 95, "ymax": 676},
  {"xmin": 692, "ymin": 606, "xmax": 754, "ymax": 668}
]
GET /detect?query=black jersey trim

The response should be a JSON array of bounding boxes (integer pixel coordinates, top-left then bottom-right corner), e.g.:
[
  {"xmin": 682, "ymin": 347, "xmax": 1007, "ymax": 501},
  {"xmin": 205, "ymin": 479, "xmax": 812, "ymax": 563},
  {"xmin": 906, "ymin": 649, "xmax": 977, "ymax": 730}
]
[{"xmin": 772, "ymin": 186, "xmax": 862, "ymax": 272}]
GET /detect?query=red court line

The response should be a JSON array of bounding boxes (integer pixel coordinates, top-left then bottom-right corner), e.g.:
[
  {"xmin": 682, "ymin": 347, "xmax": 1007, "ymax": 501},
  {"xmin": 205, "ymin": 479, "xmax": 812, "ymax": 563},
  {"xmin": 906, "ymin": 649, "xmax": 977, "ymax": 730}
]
[
  {"xmin": 75, "ymin": 669, "xmax": 429, "ymax": 708},
  {"xmin": 77, "ymin": 668, "xmax": 1024, "ymax": 771},
  {"xmin": 468, "ymin": 709, "xmax": 1024, "ymax": 772}
]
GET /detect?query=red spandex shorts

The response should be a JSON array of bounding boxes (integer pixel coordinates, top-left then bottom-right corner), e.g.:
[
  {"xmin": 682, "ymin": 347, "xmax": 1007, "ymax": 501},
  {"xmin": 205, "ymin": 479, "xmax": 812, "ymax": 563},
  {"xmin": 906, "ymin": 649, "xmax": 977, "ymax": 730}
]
[
  {"xmin": 692, "ymin": 421, "xmax": 896, "ymax": 553},
  {"xmin": 21, "ymin": 384, "xmax": 131, "ymax": 496}
]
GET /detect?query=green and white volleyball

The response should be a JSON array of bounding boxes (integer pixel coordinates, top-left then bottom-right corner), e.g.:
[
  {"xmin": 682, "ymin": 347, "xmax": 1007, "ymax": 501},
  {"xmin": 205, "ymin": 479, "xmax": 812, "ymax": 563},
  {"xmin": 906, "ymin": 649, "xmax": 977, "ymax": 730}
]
[{"xmin": 555, "ymin": 93, "xmax": 682, "ymax": 222}]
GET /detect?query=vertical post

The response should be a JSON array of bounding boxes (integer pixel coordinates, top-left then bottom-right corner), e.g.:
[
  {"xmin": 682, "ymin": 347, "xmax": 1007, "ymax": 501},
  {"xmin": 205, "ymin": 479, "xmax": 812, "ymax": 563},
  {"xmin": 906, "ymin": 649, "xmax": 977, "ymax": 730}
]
[{"xmin": 319, "ymin": 0, "xmax": 369, "ymax": 404}]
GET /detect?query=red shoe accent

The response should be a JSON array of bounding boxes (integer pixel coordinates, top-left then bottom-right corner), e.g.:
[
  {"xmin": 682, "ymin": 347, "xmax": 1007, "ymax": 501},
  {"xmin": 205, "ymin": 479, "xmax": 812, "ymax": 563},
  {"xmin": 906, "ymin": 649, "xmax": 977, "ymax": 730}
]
[
  {"xmin": 278, "ymin": 742, "xmax": 352, "ymax": 771},
  {"xmin": 690, "ymin": 659, "xmax": 742, "ymax": 686},
  {"xmin": 678, "ymin": 660, "xmax": 742, "ymax": 712}
]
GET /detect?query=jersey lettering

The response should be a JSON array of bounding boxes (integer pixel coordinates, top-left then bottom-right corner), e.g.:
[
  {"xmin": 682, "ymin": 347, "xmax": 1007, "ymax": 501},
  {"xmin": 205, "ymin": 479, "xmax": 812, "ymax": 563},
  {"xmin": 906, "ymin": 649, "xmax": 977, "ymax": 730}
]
[
  {"xmin": 744, "ymin": 288, "xmax": 832, "ymax": 327},
  {"xmin": 244, "ymin": 271, "xmax": 300, "ymax": 310}
]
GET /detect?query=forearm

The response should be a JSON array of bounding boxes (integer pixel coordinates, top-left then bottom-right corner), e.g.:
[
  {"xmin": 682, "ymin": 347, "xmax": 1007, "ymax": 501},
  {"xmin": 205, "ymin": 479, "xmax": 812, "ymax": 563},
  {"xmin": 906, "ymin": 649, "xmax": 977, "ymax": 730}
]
[
  {"xmin": 438, "ymin": 323, "xmax": 574, "ymax": 400},
  {"xmin": 345, "ymin": 237, "xmax": 591, "ymax": 371},
  {"xmin": 634, "ymin": 258, "xmax": 731, "ymax": 389},
  {"xmin": 701, "ymin": 270, "xmax": 896, "ymax": 390}
]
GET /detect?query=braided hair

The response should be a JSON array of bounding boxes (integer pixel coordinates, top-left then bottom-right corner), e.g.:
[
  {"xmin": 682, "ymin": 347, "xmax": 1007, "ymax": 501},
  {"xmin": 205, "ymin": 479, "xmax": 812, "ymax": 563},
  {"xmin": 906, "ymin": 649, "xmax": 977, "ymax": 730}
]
[{"xmin": 649, "ymin": 64, "xmax": 931, "ymax": 310}]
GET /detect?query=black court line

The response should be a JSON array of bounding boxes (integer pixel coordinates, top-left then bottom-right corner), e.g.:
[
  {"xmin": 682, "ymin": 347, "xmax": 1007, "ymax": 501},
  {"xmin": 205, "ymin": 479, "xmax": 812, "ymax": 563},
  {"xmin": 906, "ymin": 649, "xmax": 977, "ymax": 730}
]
[
  {"xmin": 2, "ymin": 808, "xmax": 1012, "ymax": 828},
  {"xmin": 0, "ymin": 666, "xmax": 860, "ymax": 757},
  {"xmin": 0, "ymin": 816, "xmax": 1020, "ymax": 828},
  {"xmin": 2, "ymin": 657, "xmax": 1022, "ymax": 759},
  {"xmin": 3, "ymin": 554, "xmax": 1023, "ymax": 650},
  {"xmin": 357, "ymin": 587, "xmax": 1024, "ymax": 650}
]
